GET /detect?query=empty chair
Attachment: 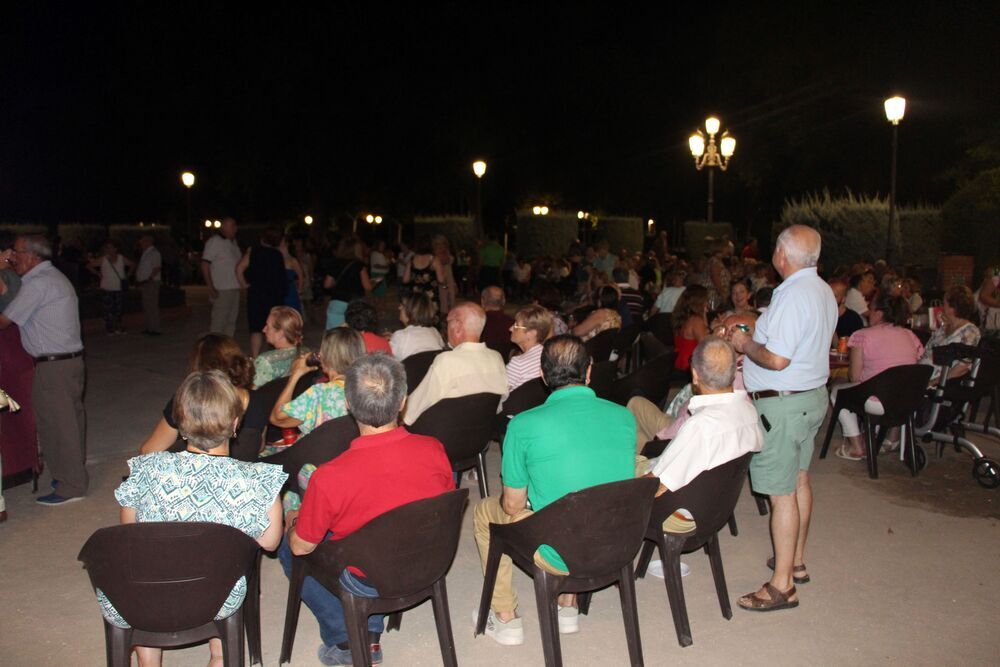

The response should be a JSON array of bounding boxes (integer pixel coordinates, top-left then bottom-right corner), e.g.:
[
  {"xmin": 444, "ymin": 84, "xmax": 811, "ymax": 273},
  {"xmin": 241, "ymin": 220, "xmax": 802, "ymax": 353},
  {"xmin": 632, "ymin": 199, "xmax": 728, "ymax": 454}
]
[
  {"xmin": 280, "ymin": 489, "xmax": 469, "ymax": 667},
  {"xmin": 635, "ymin": 452, "xmax": 752, "ymax": 647},
  {"xmin": 402, "ymin": 349, "xmax": 444, "ymax": 393},
  {"xmin": 263, "ymin": 414, "xmax": 360, "ymax": 497},
  {"xmin": 410, "ymin": 392, "xmax": 503, "ymax": 498},
  {"xmin": 610, "ymin": 352, "xmax": 677, "ymax": 408},
  {"xmin": 78, "ymin": 522, "xmax": 263, "ymax": 667},
  {"xmin": 819, "ymin": 364, "xmax": 934, "ymax": 479},
  {"xmin": 476, "ymin": 477, "xmax": 659, "ymax": 667},
  {"xmin": 585, "ymin": 328, "xmax": 619, "ymax": 363}
]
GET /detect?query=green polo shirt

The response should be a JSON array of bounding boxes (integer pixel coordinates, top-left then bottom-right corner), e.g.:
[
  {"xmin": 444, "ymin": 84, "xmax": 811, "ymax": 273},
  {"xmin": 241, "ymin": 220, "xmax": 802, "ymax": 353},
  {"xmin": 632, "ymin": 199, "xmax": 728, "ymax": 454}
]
[
  {"xmin": 501, "ymin": 385, "xmax": 636, "ymax": 572},
  {"xmin": 479, "ymin": 242, "xmax": 505, "ymax": 268}
]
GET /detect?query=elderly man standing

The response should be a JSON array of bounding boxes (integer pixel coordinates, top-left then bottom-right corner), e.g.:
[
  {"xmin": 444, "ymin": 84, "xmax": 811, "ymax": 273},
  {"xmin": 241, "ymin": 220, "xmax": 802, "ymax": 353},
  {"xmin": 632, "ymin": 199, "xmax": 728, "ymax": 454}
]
[
  {"xmin": 731, "ymin": 225, "xmax": 836, "ymax": 611},
  {"xmin": 0, "ymin": 235, "xmax": 88, "ymax": 505},
  {"xmin": 404, "ymin": 302, "xmax": 508, "ymax": 425},
  {"xmin": 135, "ymin": 233, "xmax": 162, "ymax": 336},
  {"xmin": 201, "ymin": 216, "xmax": 242, "ymax": 335},
  {"xmin": 474, "ymin": 335, "xmax": 635, "ymax": 645}
]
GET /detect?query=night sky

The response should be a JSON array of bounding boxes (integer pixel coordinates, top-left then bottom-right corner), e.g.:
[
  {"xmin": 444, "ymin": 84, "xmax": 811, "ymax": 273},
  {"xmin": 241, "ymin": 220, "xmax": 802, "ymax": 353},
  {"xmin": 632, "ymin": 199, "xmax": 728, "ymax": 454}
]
[{"xmin": 2, "ymin": 2, "xmax": 998, "ymax": 239}]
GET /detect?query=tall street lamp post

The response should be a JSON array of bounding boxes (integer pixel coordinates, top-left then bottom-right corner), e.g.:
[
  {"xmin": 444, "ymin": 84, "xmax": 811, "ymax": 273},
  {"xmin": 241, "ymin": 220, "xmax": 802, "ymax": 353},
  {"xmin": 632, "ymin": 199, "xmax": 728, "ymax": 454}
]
[
  {"xmin": 688, "ymin": 117, "xmax": 735, "ymax": 224},
  {"xmin": 181, "ymin": 171, "xmax": 195, "ymax": 238},
  {"xmin": 884, "ymin": 96, "xmax": 906, "ymax": 264},
  {"xmin": 472, "ymin": 160, "xmax": 487, "ymax": 228}
]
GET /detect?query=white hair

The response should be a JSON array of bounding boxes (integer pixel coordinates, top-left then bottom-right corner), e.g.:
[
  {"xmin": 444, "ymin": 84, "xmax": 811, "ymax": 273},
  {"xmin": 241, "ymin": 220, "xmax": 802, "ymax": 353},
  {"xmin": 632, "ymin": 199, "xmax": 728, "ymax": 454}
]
[
  {"xmin": 18, "ymin": 234, "xmax": 52, "ymax": 259},
  {"xmin": 776, "ymin": 225, "xmax": 821, "ymax": 268}
]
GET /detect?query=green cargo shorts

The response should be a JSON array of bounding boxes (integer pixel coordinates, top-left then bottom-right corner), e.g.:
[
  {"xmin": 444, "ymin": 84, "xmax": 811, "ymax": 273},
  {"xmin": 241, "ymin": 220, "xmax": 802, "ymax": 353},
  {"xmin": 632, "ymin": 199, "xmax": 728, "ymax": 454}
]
[{"xmin": 749, "ymin": 387, "xmax": 828, "ymax": 496}]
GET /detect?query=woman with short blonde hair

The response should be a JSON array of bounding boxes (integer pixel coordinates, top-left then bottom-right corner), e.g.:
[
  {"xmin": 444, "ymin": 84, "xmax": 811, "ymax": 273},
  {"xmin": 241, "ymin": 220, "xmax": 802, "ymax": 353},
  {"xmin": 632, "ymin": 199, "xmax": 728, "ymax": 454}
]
[
  {"xmin": 389, "ymin": 292, "xmax": 445, "ymax": 360},
  {"xmin": 506, "ymin": 305, "xmax": 554, "ymax": 390}
]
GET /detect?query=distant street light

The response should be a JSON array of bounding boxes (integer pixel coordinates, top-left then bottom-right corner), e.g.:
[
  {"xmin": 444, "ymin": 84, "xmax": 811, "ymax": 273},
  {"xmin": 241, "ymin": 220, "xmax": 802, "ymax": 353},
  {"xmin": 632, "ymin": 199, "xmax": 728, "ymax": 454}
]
[
  {"xmin": 532, "ymin": 206, "xmax": 549, "ymax": 216},
  {"xmin": 365, "ymin": 214, "xmax": 375, "ymax": 223},
  {"xmin": 304, "ymin": 215, "xmax": 314, "ymax": 225},
  {"xmin": 204, "ymin": 219, "xmax": 212, "ymax": 228},
  {"xmin": 213, "ymin": 220, "xmax": 221, "ymax": 229},
  {"xmin": 472, "ymin": 160, "xmax": 487, "ymax": 228},
  {"xmin": 884, "ymin": 96, "xmax": 906, "ymax": 263},
  {"xmin": 688, "ymin": 117, "xmax": 735, "ymax": 224},
  {"xmin": 181, "ymin": 171, "xmax": 195, "ymax": 237}
]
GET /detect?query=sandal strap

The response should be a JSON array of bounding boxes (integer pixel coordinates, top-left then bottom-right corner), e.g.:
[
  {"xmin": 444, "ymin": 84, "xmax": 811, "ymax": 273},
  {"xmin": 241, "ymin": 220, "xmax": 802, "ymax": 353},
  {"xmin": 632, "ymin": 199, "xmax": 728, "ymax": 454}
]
[{"xmin": 762, "ymin": 582, "xmax": 796, "ymax": 604}]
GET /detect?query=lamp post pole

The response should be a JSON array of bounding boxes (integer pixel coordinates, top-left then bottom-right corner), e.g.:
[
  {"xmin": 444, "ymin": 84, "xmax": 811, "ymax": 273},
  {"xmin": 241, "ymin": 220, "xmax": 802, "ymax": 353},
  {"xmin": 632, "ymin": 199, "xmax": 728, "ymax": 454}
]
[
  {"xmin": 706, "ymin": 166, "xmax": 715, "ymax": 224},
  {"xmin": 883, "ymin": 96, "xmax": 906, "ymax": 264},
  {"xmin": 472, "ymin": 160, "xmax": 487, "ymax": 231},
  {"xmin": 688, "ymin": 117, "xmax": 734, "ymax": 225}
]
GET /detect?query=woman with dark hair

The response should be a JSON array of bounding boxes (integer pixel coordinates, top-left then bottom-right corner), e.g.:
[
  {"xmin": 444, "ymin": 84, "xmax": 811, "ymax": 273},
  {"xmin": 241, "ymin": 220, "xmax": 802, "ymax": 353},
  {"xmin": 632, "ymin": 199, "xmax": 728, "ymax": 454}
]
[
  {"xmin": 87, "ymin": 240, "xmax": 135, "ymax": 334},
  {"xmin": 671, "ymin": 284, "xmax": 710, "ymax": 371},
  {"xmin": 139, "ymin": 334, "xmax": 263, "ymax": 455},
  {"xmin": 321, "ymin": 236, "xmax": 372, "ymax": 329},
  {"xmin": 390, "ymin": 292, "xmax": 444, "ymax": 360},
  {"xmin": 403, "ymin": 235, "xmax": 444, "ymax": 303},
  {"xmin": 572, "ymin": 284, "xmax": 622, "ymax": 341},
  {"xmin": 344, "ymin": 299, "xmax": 392, "ymax": 354},
  {"xmin": 832, "ymin": 293, "xmax": 925, "ymax": 460},
  {"xmin": 919, "ymin": 285, "xmax": 981, "ymax": 384},
  {"xmin": 237, "ymin": 226, "xmax": 287, "ymax": 357},
  {"xmin": 104, "ymin": 370, "xmax": 286, "ymax": 667}
]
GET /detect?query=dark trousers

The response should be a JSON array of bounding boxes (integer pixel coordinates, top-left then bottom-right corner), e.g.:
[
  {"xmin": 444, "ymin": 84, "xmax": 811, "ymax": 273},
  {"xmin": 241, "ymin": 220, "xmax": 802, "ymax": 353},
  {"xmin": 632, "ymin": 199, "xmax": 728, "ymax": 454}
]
[
  {"xmin": 101, "ymin": 290, "xmax": 124, "ymax": 332},
  {"xmin": 33, "ymin": 356, "xmax": 87, "ymax": 497}
]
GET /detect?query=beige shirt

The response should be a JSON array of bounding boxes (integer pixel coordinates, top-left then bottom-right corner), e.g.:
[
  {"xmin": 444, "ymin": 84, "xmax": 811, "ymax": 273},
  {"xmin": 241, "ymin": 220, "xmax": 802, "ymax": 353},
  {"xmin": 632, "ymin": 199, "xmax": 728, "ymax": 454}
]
[{"xmin": 403, "ymin": 342, "xmax": 509, "ymax": 425}]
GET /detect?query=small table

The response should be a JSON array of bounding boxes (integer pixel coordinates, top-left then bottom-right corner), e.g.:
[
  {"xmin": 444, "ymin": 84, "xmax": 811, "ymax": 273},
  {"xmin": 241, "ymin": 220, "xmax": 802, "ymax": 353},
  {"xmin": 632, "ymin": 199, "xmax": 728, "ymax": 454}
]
[{"xmin": 829, "ymin": 351, "xmax": 849, "ymax": 369}]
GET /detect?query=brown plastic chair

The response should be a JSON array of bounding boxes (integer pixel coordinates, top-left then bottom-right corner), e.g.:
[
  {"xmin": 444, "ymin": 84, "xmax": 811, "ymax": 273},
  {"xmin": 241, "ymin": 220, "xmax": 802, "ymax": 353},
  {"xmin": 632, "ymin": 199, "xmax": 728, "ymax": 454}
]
[
  {"xmin": 495, "ymin": 378, "xmax": 549, "ymax": 442},
  {"xmin": 475, "ymin": 477, "xmax": 659, "ymax": 667},
  {"xmin": 280, "ymin": 489, "xmax": 469, "ymax": 667},
  {"xmin": 611, "ymin": 322, "xmax": 643, "ymax": 373},
  {"xmin": 634, "ymin": 453, "xmax": 752, "ymax": 647},
  {"xmin": 410, "ymin": 393, "xmax": 503, "ymax": 498},
  {"xmin": 264, "ymin": 414, "xmax": 360, "ymax": 497},
  {"xmin": 589, "ymin": 360, "xmax": 617, "ymax": 401},
  {"xmin": 254, "ymin": 370, "xmax": 321, "ymax": 444},
  {"xmin": 78, "ymin": 522, "xmax": 263, "ymax": 667},
  {"xmin": 610, "ymin": 352, "xmax": 677, "ymax": 407},
  {"xmin": 585, "ymin": 328, "xmax": 619, "ymax": 363},
  {"xmin": 402, "ymin": 349, "xmax": 444, "ymax": 393}
]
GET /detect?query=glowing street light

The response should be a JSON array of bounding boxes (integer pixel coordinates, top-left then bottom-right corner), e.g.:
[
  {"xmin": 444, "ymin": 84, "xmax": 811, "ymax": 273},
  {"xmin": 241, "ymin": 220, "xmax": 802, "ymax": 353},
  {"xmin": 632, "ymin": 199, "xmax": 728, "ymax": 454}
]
[
  {"xmin": 304, "ymin": 215, "xmax": 314, "ymax": 225},
  {"xmin": 213, "ymin": 220, "xmax": 221, "ymax": 229},
  {"xmin": 884, "ymin": 95, "xmax": 907, "ymax": 263},
  {"xmin": 365, "ymin": 214, "xmax": 375, "ymax": 223},
  {"xmin": 180, "ymin": 171, "xmax": 195, "ymax": 237},
  {"xmin": 688, "ymin": 116, "xmax": 735, "ymax": 224},
  {"xmin": 472, "ymin": 160, "xmax": 487, "ymax": 178},
  {"xmin": 181, "ymin": 172, "xmax": 195, "ymax": 188},
  {"xmin": 472, "ymin": 160, "xmax": 487, "ymax": 227},
  {"xmin": 204, "ymin": 219, "xmax": 212, "ymax": 228}
]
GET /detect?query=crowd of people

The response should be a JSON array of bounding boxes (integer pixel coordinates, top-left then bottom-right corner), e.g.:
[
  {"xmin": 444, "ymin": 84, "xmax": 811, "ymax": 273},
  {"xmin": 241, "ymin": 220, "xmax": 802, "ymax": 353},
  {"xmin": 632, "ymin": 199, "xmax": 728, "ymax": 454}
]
[{"xmin": 0, "ymin": 221, "xmax": 998, "ymax": 665}]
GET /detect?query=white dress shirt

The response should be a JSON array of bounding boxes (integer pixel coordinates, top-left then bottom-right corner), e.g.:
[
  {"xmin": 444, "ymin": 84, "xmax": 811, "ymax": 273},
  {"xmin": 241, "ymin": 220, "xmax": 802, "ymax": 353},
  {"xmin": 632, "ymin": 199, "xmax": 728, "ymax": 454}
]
[
  {"xmin": 403, "ymin": 341, "xmax": 508, "ymax": 425},
  {"xmin": 136, "ymin": 245, "xmax": 162, "ymax": 282},
  {"xmin": 650, "ymin": 390, "xmax": 763, "ymax": 491}
]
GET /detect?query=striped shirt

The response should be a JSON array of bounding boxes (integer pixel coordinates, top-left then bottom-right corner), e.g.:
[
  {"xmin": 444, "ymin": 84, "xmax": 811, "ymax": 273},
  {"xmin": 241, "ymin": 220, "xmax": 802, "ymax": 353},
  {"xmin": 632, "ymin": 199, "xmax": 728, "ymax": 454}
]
[{"xmin": 506, "ymin": 344, "xmax": 544, "ymax": 391}]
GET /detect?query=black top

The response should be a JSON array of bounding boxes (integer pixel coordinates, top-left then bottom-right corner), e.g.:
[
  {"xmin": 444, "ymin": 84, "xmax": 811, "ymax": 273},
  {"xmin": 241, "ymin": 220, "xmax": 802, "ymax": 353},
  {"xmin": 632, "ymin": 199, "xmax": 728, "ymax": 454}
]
[
  {"xmin": 245, "ymin": 245, "xmax": 286, "ymax": 302},
  {"xmin": 318, "ymin": 257, "xmax": 365, "ymax": 302},
  {"xmin": 836, "ymin": 309, "xmax": 865, "ymax": 339}
]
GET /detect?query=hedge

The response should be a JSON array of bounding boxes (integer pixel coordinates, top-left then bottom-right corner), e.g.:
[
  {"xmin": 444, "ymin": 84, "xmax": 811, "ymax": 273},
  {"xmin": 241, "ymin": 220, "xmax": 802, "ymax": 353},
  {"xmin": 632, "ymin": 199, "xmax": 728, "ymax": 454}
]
[{"xmin": 941, "ymin": 168, "xmax": 1000, "ymax": 276}]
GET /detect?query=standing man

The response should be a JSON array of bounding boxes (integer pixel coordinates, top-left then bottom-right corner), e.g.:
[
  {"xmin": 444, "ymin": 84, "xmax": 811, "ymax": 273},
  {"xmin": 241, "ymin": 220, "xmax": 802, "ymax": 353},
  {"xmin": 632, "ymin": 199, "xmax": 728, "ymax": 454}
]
[
  {"xmin": 201, "ymin": 217, "xmax": 242, "ymax": 335},
  {"xmin": 135, "ymin": 234, "xmax": 162, "ymax": 336},
  {"xmin": 478, "ymin": 235, "xmax": 505, "ymax": 291},
  {"xmin": 731, "ymin": 225, "xmax": 836, "ymax": 611},
  {"xmin": 0, "ymin": 235, "xmax": 88, "ymax": 505}
]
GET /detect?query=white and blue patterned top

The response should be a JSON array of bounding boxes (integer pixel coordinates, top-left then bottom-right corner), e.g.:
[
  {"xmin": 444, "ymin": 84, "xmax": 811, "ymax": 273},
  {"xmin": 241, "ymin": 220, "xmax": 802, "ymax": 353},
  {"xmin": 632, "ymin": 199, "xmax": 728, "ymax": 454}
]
[{"xmin": 96, "ymin": 452, "xmax": 287, "ymax": 628}]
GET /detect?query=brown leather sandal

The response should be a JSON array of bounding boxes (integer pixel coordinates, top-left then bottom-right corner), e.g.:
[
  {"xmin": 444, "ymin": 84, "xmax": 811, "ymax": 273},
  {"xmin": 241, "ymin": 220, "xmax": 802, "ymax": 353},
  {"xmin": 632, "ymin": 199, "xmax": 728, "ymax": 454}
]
[
  {"xmin": 738, "ymin": 582, "xmax": 799, "ymax": 612},
  {"xmin": 766, "ymin": 556, "xmax": 810, "ymax": 584}
]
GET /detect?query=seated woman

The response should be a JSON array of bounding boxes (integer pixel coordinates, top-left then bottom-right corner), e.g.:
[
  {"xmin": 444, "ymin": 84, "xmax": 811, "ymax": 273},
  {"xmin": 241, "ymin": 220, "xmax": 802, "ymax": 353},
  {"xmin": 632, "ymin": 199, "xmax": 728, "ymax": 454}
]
[
  {"xmin": 671, "ymin": 284, "xmax": 709, "ymax": 372},
  {"xmin": 506, "ymin": 305, "xmax": 553, "ymax": 391},
  {"xmin": 572, "ymin": 284, "xmax": 622, "ymax": 341},
  {"xmin": 389, "ymin": 292, "xmax": 444, "ymax": 360},
  {"xmin": 269, "ymin": 327, "xmax": 366, "ymax": 437},
  {"xmin": 343, "ymin": 298, "xmax": 392, "ymax": 354},
  {"xmin": 103, "ymin": 370, "xmax": 286, "ymax": 667},
  {"xmin": 139, "ymin": 334, "xmax": 262, "ymax": 456},
  {"xmin": 919, "ymin": 285, "xmax": 981, "ymax": 385},
  {"xmin": 832, "ymin": 294, "xmax": 925, "ymax": 460},
  {"xmin": 253, "ymin": 306, "xmax": 307, "ymax": 388}
]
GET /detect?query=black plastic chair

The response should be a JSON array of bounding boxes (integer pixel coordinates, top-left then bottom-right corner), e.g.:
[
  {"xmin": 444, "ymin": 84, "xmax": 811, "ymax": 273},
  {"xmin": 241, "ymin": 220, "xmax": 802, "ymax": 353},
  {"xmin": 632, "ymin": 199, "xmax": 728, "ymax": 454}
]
[
  {"xmin": 476, "ymin": 477, "xmax": 659, "ymax": 667},
  {"xmin": 485, "ymin": 337, "xmax": 515, "ymax": 362},
  {"xmin": 819, "ymin": 364, "xmax": 934, "ymax": 479},
  {"xmin": 610, "ymin": 352, "xmax": 677, "ymax": 408},
  {"xmin": 643, "ymin": 312, "xmax": 674, "ymax": 347},
  {"xmin": 611, "ymin": 323, "xmax": 643, "ymax": 373},
  {"xmin": 634, "ymin": 452, "xmax": 752, "ymax": 647},
  {"xmin": 410, "ymin": 393, "xmax": 503, "ymax": 498},
  {"xmin": 502, "ymin": 377, "xmax": 548, "ymax": 416},
  {"xmin": 402, "ymin": 349, "xmax": 444, "ymax": 393},
  {"xmin": 280, "ymin": 489, "xmax": 469, "ymax": 667},
  {"xmin": 638, "ymin": 331, "xmax": 671, "ymax": 367},
  {"xmin": 585, "ymin": 328, "xmax": 619, "ymax": 363},
  {"xmin": 78, "ymin": 522, "xmax": 263, "ymax": 667},
  {"xmin": 264, "ymin": 414, "xmax": 360, "ymax": 497},
  {"xmin": 255, "ymin": 371, "xmax": 321, "ymax": 444},
  {"xmin": 589, "ymin": 360, "xmax": 617, "ymax": 401}
]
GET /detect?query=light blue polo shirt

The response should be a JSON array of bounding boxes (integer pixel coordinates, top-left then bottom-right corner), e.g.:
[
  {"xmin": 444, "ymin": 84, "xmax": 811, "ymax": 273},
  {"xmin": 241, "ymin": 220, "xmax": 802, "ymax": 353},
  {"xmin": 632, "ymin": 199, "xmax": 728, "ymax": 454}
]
[{"xmin": 742, "ymin": 267, "xmax": 837, "ymax": 392}]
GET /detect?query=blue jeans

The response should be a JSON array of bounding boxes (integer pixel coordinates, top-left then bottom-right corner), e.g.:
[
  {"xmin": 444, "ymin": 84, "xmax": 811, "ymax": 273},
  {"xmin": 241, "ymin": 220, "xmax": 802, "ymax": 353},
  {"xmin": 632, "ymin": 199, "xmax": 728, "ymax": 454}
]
[{"xmin": 278, "ymin": 537, "xmax": 384, "ymax": 647}]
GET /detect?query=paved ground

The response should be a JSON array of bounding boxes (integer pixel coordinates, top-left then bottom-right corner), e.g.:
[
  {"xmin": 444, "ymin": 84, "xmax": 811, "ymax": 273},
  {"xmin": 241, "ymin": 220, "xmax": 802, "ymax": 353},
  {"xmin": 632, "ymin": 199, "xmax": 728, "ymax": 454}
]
[{"xmin": 1, "ymin": 288, "xmax": 998, "ymax": 666}]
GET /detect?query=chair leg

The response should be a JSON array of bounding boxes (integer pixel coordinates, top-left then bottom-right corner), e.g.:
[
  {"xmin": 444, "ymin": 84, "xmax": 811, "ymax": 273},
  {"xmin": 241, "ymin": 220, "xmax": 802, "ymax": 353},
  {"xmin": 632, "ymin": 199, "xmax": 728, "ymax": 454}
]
[
  {"xmin": 244, "ymin": 552, "xmax": 263, "ymax": 666},
  {"xmin": 216, "ymin": 608, "xmax": 245, "ymax": 667},
  {"xmin": 634, "ymin": 539, "xmax": 655, "ymax": 579},
  {"xmin": 727, "ymin": 513, "xmax": 738, "ymax": 537},
  {"xmin": 386, "ymin": 612, "xmax": 402, "ymax": 632},
  {"xmin": 430, "ymin": 578, "xmax": 458, "ymax": 667},
  {"xmin": 819, "ymin": 405, "xmax": 842, "ymax": 459},
  {"xmin": 340, "ymin": 593, "xmax": 372, "ymax": 667},
  {"xmin": 475, "ymin": 539, "xmax": 504, "ymax": 635},
  {"xmin": 532, "ymin": 570, "xmax": 564, "ymax": 667},
  {"xmin": 103, "ymin": 622, "xmax": 133, "ymax": 667},
  {"xmin": 617, "ymin": 564, "xmax": 645, "ymax": 667},
  {"xmin": 477, "ymin": 451, "xmax": 490, "ymax": 498},
  {"xmin": 577, "ymin": 591, "xmax": 592, "ymax": 616},
  {"xmin": 864, "ymin": 418, "xmax": 879, "ymax": 479},
  {"xmin": 658, "ymin": 534, "xmax": 692, "ymax": 647},
  {"xmin": 753, "ymin": 493, "xmax": 769, "ymax": 516},
  {"xmin": 705, "ymin": 534, "xmax": 732, "ymax": 619},
  {"xmin": 279, "ymin": 558, "xmax": 306, "ymax": 664}
]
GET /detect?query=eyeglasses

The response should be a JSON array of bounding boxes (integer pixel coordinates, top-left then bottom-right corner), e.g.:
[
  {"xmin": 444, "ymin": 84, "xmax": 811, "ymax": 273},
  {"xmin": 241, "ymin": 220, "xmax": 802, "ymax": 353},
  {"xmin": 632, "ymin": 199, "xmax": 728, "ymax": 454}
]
[{"xmin": 511, "ymin": 324, "xmax": 528, "ymax": 330}]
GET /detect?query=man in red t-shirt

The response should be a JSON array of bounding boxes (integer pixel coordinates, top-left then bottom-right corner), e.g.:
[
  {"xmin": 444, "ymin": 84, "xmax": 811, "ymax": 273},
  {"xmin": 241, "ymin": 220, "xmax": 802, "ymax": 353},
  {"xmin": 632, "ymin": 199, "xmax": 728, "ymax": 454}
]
[{"xmin": 279, "ymin": 353, "xmax": 453, "ymax": 666}]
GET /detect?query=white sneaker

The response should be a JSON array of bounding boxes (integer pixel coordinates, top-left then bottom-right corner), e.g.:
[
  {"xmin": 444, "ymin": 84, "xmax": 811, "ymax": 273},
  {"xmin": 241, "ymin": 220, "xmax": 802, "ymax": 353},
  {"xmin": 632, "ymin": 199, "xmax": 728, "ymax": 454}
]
[
  {"xmin": 647, "ymin": 560, "xmax": 691, "ymax": 578},
  {"xmin": 473, "ymin": 608, "xmax": 524, "ymax": 646},
  {"xmin": 557, "ymin": 605, "xmax": 579, "ymax": 634}
]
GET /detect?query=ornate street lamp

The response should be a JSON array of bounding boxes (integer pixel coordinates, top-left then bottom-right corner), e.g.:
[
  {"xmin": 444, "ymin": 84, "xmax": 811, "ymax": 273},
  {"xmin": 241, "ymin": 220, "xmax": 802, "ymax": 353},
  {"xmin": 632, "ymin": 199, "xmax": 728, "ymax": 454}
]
[
  {"xmin": 688, "ymin": 117, "xmax": 735, "ymax": 224},
  {"xmin": 884, "ymin": 96, "xmax": 906, "ymax": 263}
]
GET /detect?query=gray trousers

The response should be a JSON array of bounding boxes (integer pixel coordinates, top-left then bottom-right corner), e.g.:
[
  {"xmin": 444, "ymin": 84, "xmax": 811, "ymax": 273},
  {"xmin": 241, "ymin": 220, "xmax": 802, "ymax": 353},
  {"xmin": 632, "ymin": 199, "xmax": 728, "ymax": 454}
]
[
  {"xmin": 33, "ymin": 356, "xmax": 87, "ymax": 498},
  {"xmin": 210, "ymin": 288, "xmax": 240, "ymax": 336},
  {"xmin": 141, "ymin": 280, "xmax": 161, "ymax": 333}
]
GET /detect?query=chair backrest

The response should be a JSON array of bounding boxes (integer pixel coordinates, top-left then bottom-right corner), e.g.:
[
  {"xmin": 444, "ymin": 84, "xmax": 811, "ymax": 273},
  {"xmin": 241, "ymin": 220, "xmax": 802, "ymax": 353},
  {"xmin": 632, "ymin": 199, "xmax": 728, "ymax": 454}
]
[
  {"xmin": 78, "ymin": 522, "xmax": 259, "ymax": 633},
  {"xmin": 651, "ymin": 452, "xmax": 752, "ymax": 541},
  {"xmin": 307, "ymin": 489, "xmax": 469, "ymax": 598},
  {"xmin": 611, "ymin": 323, "xmax": 642, "ymax": 356},
  {"xmin": 588, "ymin": 360, "xmax": 617, "ymax": 401},
  {"xmin": 254, "ymin": 370, "xmax": 320, "ymax": 443},
  {"xmin": 610, "ymin": 352, "xmax": 677, "ymax": 406},
  {"xmin": 496, "ymin": 477, "xmax": 659, "ymax": 579},
  {"xmin": 485, "ymin": 338, "xmax": 514, "ymax": 362},
  {"xmin": 502, "ymin": 378, "xmax": 549, "ymax": 418},
  {"xmin": 410, "ymin": 393, "xmax": 503, "ymax": 467},
  {"xmin": 643, "ymin": 312, "xmax": 674, "ymax": 346},
  {"xmin": 403, "ymin": 349, "xmax": 445, "ymax": 394},
  {"xmin": 264, "ymin": 414, "xmax": 360, "ymax": 495},
  {"xmin": 585, "ymin": 328, "xmax": 619, "ymax": 362},
  {"xmin": 842, "ymin": 364, "xmax": 933, "ymax": 423}
]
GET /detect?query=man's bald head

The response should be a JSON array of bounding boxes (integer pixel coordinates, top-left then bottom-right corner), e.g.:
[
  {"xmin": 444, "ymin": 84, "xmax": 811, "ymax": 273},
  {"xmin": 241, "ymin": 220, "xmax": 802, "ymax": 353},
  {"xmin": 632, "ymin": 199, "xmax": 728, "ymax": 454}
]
[
  {"xmin": 691, "ymin": 336, "xmax": 736, "ymax": 393},
  {"xmin": 446, "ymin": 302, "xmax": 487, "ymax": 345},
  {"xmin": 775, "ymin": 224, "xmax": 821, "ymax": 273},
  {"xmin": 481, "ymin": 286, "xmax": 505, "ymax": 311}
]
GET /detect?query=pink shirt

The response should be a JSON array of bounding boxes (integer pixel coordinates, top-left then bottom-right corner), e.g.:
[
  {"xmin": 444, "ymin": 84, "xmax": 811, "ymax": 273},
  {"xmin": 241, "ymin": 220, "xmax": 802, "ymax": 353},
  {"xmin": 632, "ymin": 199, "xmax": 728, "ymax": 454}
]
[{"xmin": 847, "ymin": 324, "xmax": 924, "ymax": 382}]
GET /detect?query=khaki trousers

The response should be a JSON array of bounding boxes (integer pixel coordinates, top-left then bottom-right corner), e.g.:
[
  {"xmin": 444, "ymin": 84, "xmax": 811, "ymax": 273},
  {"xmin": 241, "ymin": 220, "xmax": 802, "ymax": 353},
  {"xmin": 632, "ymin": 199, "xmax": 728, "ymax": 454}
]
[
  {"xmin": 33, "ymin": 357, "xmax": 87, "ymax": 497},
  {"xmin": 140, "ymin": 280, "xmax": 161, "ymax": 333},
  {"xmin": 474, "ymin": 497, "xmax": 567, "ymax": 613},
  {"xmin": 627, "ymin": 396, "xmax": 673, "ymax": 453},
  {"xmin": 210, "ymin": 288, "xmax": 240, "ymax": 336}
]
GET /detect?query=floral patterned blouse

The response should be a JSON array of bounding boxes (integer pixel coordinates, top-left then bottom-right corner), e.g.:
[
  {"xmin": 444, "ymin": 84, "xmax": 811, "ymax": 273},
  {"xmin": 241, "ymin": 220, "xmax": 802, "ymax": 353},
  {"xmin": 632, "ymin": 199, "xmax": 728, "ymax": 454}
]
[
  {"xmin": 281, "ymin": 377, "xmax": 348, "ymax": 435},
  {"xmin": 97, "ymin": 452, "xmax": 287, "ymax": 627},
  {"xmin": 253, "ymin": 346, "xmax": 307, "ymax": 388},
  {"xmin": 920, "ymin": 321, "xmax": 981, "ymax": 382}
]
